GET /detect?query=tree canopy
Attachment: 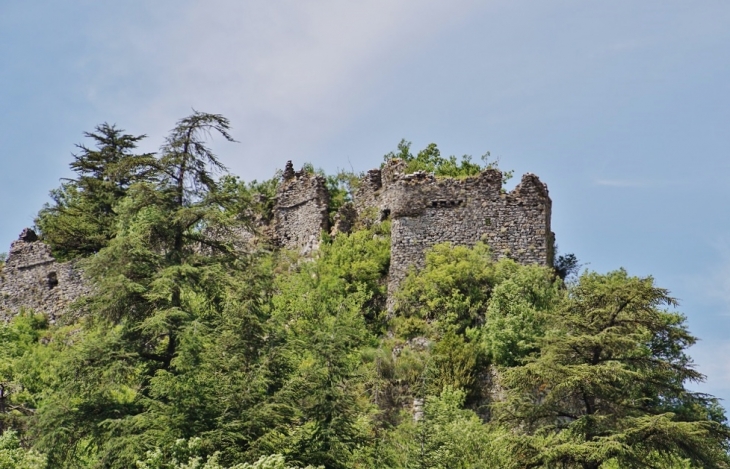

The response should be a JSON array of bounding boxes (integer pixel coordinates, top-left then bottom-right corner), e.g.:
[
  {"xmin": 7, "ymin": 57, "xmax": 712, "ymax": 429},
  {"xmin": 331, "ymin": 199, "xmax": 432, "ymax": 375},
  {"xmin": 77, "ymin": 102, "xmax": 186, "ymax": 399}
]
[{"xmin": 35, "ymin": 123, "xmax": 155, "ymax": 260}]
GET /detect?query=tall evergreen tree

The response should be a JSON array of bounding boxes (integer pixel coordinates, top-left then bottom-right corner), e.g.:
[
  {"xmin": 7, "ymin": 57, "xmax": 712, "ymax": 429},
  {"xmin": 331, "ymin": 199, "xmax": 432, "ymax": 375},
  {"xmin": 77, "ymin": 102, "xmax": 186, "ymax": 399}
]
[
  {"xmin": 32, "ymin": 112, "xmax": 255, "ymax": 468},
  {"xmin": 496, "ymin": 269, "xmax": 730, "ymax": 469},
  {"xmin": 35, "ymin": 123, "xmax": 155, "ymax": 260}
]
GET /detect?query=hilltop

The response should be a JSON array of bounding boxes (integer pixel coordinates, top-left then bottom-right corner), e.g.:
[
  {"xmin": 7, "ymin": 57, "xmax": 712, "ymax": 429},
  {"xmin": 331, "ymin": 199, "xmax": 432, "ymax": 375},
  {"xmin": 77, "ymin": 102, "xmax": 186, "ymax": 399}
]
[{"xmin": 0, "ymin": 112, "xmax": 726, "ymax": 469}]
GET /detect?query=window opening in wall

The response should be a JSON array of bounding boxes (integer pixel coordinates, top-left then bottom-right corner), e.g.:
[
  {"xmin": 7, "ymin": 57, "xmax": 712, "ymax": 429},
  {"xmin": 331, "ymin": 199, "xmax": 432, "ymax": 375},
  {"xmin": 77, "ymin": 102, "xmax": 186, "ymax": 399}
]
[
  {"xmin": 431, "ymin": 200, "xmax": 465, "ymax": 208},
  {"xmin": 47, "ymin": 271, "xmax": 58, "ymax": 289}
]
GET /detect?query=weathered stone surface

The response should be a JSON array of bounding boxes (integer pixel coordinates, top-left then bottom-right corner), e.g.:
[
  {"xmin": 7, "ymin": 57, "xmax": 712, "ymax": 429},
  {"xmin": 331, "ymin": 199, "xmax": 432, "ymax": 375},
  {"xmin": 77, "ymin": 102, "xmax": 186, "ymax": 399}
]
[
  {"xmin": 272, "ymin": 163, "xmax": 330, "ymax": 255},
  {"xmin": 353, "ymin": 159, "xmax": 554, "ymax": 299},
  {"xmin": 0, "ymin": 229, "xmax": 89, "ymax": 321},
  {"xmin": 1, "ymin": 159, "xmax": 554, "ymax": 319}
]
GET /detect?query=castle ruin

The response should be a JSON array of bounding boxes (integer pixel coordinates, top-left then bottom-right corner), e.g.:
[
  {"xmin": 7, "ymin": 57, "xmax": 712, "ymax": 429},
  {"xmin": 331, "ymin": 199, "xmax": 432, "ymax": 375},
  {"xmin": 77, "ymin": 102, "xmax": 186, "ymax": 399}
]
[
  {"xmin": 0, "ymin": 159, "xmax": 553, "ymax": 318},
  {"xmin": 0, "ymin": 228, "xmax": 88, "ymax": 321},
  {"xmin": 352, "ymin": 160, "xmax": 553, "ymax": 296},
  {"xmin": 269, "ymin": 159, "xmax": 553, "ymax": 296}
]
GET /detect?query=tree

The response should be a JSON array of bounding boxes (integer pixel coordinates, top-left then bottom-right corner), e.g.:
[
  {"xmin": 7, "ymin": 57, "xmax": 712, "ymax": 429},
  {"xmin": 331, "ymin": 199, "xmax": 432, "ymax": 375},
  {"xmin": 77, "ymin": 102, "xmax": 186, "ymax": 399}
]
[
  {"xmin": 0, "ymin": 312, "xmax": 58, "ymax": 435},
  {"xmin": 0, "ymin": 430, "xmax": 46, "ymax": 469},
  {"xmin": 496, "ymin": 269, "xmax": 730, "ymax": 469},
  {"xmin": 261, "ymin": 224, "xmax": 391, "ymax": 468},
  {"xmin": 393, "ymin": 242, "xmax": 498, "ymax": 336},
  {"xmin": 382, "ymin": 387, "xmax": 512, "ymax": 469},
  {"xmin": 137, "ymin": 442, "xmax": 321, "ymax": 469},
  {"xmin": 32, "ymin": 112, "xmax": 252, "ymax": 468},
  {"xmin": 35, "ymin": 123, "xmax": 155, "ymax": 260}
]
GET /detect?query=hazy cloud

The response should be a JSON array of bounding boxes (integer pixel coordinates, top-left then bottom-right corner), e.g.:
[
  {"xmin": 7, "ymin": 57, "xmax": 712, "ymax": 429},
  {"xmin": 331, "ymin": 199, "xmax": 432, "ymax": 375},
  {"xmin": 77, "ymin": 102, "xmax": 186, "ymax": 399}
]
[
  {"xmin": 594, "ymin": 179, "xmax": 683, "ymax": 188},
  {"xmin": 82, "ymin": 0, "xmax": 485, "ymax": 179}
]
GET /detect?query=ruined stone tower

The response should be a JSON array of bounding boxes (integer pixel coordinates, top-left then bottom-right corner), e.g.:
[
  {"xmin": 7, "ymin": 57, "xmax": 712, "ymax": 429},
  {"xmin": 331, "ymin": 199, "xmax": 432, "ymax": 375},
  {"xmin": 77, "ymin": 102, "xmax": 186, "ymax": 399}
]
[
  {"xmin": 353, "ymin": 160, "xmax": 554, "ymax": 296},
  {"xmin": 0, "ymin": 228, "xmax": 88, "ymax": 321},
  {"xmin": 272, "ymin": 161, "xmax": 330, "ymax": 254}
]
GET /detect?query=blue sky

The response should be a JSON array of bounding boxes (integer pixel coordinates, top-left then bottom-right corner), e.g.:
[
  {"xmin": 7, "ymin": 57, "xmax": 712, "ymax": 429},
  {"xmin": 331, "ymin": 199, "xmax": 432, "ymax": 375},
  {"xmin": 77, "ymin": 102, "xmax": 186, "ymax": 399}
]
[{"xmin": 2, "ymin": 1, "xmax": 730, "ymax": 402}]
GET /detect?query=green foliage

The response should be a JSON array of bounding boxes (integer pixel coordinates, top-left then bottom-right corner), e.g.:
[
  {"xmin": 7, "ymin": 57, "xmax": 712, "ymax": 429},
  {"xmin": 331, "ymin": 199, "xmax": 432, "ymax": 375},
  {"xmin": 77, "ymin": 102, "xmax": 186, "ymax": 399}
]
[
  {"xmin": 386, "ymin": 387, "xmax": 513, "ymax": 468},
  {"xmin": 32, "ymin": 112, "xmax": 249, "ymax": 468},
  {"xmin": 394, "ymin": 242, "xmax": 557, "ymax": 342},
  {"xmin": 217, "ymin": 174, "xmax": 280, "ymax": 224},
  {"xmin": 391, "ymin": 242, "xmax": 560, "ymax": 405},
  {"xmin": 0, "ymin": 430, "xmax": 46, "ymax": 469},
  {"xmin": 394, "ymin": 242, "xmax": 497, "ymax": 334},
  {"xmin": 136, "ymin": 439, "xmax": 321, "ymax": 469},
  {"xmin": 383, "ymin": 139, "xmax": 513, "ymax": 182},
  {"xmin": 35, "ymin": 123, "xmax": 155, "ymax": 260},
  {"xmin": 4, "ymin": 125, "xmax": 729, "ymax": 468},
  {"xmin": 430, "ymin": 332, "xmax": 479, "ymax": 394},
  {"xmin": 262, "ymin": 223, "xmax": 391, "ymax": 468},
  {"xmin": 481, "ymin": 263, "xmax": 561, "ymax": 366},
  {"xmin": 324, "ymin": 170, "xmax": 360, "ymax": 222},
  {"xmin": 496, "ymin": 269, "xmax": 730, "ymax": 469},
  {"xmin": 0, "ymin": 312, "xmax": 62, "ymax": 433}
]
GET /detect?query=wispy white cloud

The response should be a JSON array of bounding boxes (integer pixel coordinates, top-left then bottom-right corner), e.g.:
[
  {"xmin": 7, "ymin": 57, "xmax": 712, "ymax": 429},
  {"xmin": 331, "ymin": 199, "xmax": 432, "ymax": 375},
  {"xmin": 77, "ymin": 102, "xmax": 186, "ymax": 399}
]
[{"xmin": 81, "ymin": 0, "xmax": 485, "ymax": 179}]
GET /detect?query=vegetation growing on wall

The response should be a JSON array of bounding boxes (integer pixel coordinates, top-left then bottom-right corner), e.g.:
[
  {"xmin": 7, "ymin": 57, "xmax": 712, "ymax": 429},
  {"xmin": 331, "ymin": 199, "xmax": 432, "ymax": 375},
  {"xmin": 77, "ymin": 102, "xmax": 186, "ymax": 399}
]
[{"xmin": 382, "ymin": 139, "xmax": 513, "ymax": 183}]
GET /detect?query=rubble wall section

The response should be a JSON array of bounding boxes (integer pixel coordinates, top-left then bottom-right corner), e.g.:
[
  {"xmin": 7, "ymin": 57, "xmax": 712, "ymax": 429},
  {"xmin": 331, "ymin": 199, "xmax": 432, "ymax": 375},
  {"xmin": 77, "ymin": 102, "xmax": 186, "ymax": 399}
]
[
  {"xmin": 272, "ymin": 161, "xmax": 331, "ymax": 254},
  {"xmin": 353, "ymin": 161, "xmax": 553, "ymax": 297},
  {"xmin": 0, "ymin": 229, "xmax": 88, "ymax": 321}
]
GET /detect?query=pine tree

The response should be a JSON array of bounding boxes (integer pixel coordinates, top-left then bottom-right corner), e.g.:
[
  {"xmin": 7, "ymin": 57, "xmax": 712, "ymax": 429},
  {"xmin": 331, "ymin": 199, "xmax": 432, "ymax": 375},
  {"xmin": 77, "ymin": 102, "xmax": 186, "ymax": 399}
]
[
  {"xmin": 32, "ymin": 112, "xmax": 257, "ymax": 468},
  {"xmin": 496, "ymin": 269, "xmax": 730, "ymax": 469},
  {"xmin": 35, "ymin": 123, "xmax": 155, "ymax": 260}
]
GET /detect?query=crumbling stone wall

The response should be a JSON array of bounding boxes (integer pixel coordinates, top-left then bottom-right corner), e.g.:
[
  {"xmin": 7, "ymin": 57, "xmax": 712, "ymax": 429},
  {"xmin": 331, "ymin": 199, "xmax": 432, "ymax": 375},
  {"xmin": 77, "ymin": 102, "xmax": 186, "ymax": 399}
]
[
  {"xmin": 0, "ymin": 159, "xmax": 553, "ymax": 320},
  {"xmin": 354, "ymin": 160, "xmax": 553, "ymax": 297},
  {"xmin": 0, "ymin": 229, "xmax": 88, "ymax": 321},
  {"xmin": 272, "ymin": 161, "xmax": 330, "ymax": 254}
]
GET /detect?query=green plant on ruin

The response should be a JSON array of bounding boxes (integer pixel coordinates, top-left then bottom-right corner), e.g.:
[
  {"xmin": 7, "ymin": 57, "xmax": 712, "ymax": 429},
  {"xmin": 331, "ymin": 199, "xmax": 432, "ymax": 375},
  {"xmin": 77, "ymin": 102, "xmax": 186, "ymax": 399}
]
[{"xmin": 383, "ymin": 139, "xmax": 513, "ymax": 183}]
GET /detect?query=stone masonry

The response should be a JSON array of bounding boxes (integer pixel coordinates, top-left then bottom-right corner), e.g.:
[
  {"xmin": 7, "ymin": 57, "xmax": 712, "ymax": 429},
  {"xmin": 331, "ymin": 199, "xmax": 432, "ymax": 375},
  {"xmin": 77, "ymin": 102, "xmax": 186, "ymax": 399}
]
[
  {"xmin": 272, "ymin": 161, "xmax": 330, "ymax": 254},
  {"xmin": 353, "ymin": 159, "xmax": 554, "ymax": 297},
  {"xmin": 0, "ymin": 228, "xmax": 88, "ymax": 321},
  {"xmin": 0, "ymin": 159, "xmax": 553, "ymax": 319}
]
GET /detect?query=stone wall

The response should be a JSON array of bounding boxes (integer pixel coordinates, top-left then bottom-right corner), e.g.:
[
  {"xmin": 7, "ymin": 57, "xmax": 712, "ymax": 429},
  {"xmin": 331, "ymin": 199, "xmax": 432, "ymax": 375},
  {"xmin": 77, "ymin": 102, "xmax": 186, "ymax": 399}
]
[
  {"xmin": 0, "ymin": 229, "xmax": 88, "ymax": 321},
  {"xmin": 272, "ymin": 161, "xmax": 331, "ymax": 254},
  {"xmin": 0, "ymin": 159, "xmax": 553, "ymax": 319},
  {"xmin": 354, "ymin": 160, "xmax": 553, "ymax": 297}
]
